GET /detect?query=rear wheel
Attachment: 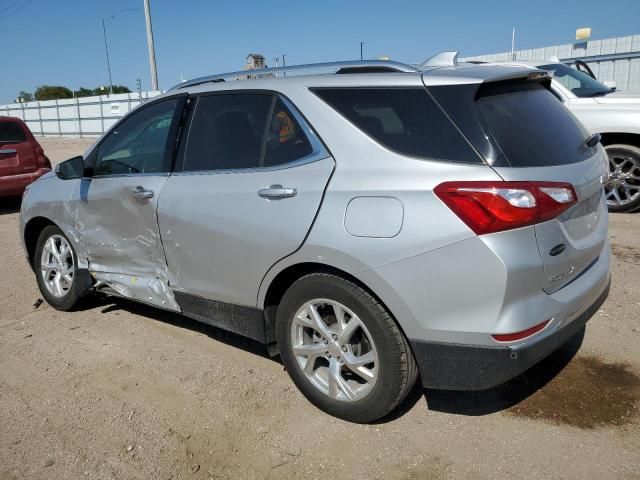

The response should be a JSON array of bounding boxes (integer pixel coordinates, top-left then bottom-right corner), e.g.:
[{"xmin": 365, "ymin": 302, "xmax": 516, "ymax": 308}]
[
  {"xmin": 276, "ymin": 273, "xmax": 417, "ymax": 423},
  {"xmin": 34, "ymin": 225, "xmax": 83, "ymax": 311},
  {"xmin": 604, "ymin": 144, "xmax": 640, "ymax": 212}
]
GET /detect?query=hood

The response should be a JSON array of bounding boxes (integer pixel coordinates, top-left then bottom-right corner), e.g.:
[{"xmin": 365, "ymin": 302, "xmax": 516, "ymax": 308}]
[{"xmin": 594, "ymin": 90, "xmax": 640, "ymax": 104}]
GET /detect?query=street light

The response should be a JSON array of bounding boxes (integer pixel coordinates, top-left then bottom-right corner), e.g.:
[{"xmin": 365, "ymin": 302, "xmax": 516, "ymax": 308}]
[
  {"xmin": 102, "ymin": 9, "xmax": 137, "ymax": 95},
  {"xmin": 360, "ymin": 41, "xmax": 364, "ymax": 61}
]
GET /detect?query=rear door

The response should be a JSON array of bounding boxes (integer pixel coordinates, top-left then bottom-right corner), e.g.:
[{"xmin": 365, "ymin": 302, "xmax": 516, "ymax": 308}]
[
  {"xmin": 0, "ymin": 119, "xmax": 36, "ymax": 177},
  {"xmin": 157, "ymin": 92, "xmax": 334, "ymax": 307}
]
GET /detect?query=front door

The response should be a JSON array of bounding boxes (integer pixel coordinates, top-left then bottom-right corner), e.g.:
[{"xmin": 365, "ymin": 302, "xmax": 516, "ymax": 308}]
[
  {"xmin": 71, "ymin": 96, "xmax": 185, "ymax": 310},
  {"xmin": 157, "ymin": 93, "xmax": 334, "ymax": 309}
]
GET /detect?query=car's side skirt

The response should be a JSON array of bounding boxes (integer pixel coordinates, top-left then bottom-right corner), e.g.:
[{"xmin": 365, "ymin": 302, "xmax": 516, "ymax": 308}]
[{"xmin": 173, "ymin": 291, "xmax": 267, "ymax": 344}]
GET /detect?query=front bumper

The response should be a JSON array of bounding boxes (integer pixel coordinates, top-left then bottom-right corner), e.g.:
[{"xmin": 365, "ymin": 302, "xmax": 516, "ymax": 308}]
[{"xmin": 410, "ymin": 277, "xmax": 610, "ymax": 390}]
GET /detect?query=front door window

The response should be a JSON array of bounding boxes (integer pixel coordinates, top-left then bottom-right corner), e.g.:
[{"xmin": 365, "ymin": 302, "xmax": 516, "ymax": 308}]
[{"xmin": 94, "ymin": 99, "xmax": 178, "ymax": 176}]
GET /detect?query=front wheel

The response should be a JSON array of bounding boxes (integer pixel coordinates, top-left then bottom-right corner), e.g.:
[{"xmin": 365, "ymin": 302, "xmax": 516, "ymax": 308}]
[
  {"xmin": 34, "ymin": 225, "xmax": 84, "ymax": 311},
  {"xmin": 604, "ymin": 144, "xmax": 640, "ymax": 213},
  {"xmin": 276, "ymin": 273, "xmax": 418, "ymax": 423}
]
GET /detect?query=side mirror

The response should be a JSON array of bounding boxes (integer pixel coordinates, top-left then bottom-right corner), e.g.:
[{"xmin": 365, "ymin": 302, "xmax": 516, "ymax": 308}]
[
  {"xmin": 55, "ymin": 156, "xmax": 85, "ymax": 180},
  {"xmin": 603, "ymin": 80, "xmax": 617, "ymax": 91}
]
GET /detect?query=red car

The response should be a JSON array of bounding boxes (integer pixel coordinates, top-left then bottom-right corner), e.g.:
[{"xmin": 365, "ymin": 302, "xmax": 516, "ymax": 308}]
[{"xmin": 0, "ymin": 116, "xmax": 51, "ymax": 198}]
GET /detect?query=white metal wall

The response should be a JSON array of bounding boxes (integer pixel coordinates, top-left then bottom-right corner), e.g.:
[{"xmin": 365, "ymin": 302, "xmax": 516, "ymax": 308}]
[
  {"xmin": 461, "ymin": 34, "xmax": 640, "ymax": 91},
  {"xmin": 1, "ymin": 91, "xmax": 162, "ymax": 137}
]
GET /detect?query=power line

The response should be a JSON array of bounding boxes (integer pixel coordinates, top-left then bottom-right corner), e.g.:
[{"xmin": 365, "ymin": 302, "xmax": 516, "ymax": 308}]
[
  {"xmin": 0, "ymin": 0, "xmax": 34, "ymax": 19},
  {"xmin": 0, "ymin": 0, "xmax": 23, "ymax": 15}
]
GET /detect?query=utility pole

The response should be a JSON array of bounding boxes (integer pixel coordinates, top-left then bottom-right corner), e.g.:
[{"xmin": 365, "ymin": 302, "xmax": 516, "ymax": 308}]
[
  {"xmin": 143, "ymin": 0, "xmax": 159, "ymax": 90},
  {"xmin": 511, "ymin": 27, "xmax": 516, "ymax": 60},
  {"xmin": 101, "ymin": 9, "xmax": 136, "ymax": 96},
  {"xmin": 360, "ymin": 41, "xmax": 364, "ymax": 61},
  {"xmin": 282, "ymin": 54, "xmax": 287, "ymax": 77},
  {"xmin": 102, "ymin": 19, "xmax": 114, "ymax": 95}
]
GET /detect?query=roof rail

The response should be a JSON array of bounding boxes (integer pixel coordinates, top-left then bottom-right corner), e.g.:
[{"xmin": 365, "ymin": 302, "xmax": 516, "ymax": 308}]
[{"xmin": 169, "ymin": 60, "xmax": 419, "ymax": 91}]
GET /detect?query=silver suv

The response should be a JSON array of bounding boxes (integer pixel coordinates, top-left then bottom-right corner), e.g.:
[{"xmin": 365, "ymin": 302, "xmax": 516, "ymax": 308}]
[{"xmin": 20, "ymin": 60, "xmax": 611, "ymax": 422}]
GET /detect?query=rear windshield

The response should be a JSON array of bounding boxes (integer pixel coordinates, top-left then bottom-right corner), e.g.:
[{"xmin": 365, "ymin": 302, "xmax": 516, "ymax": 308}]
[
  {"xmin": 312, "ymin": 88, "xmax": 482, "ymax": 163},
  {"xmin": 0, "ymin": 121, "xmax": 27, "ymax": 143},
  {"xmin": 428, "ymin": 80, "xmax": 595, "ymax": 167},
  {"xmin": 475, "ymin": 81, "xmax": 593, "ymax": 167}
]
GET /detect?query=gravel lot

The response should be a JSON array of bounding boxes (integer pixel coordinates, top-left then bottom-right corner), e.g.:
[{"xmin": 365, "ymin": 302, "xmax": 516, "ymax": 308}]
[{"xmin": 1, "ymin": 137, "xmax": 639, "ymax": 479}]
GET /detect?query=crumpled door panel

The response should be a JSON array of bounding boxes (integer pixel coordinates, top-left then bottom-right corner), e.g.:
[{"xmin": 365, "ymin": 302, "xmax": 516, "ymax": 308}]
[{"xmin": 71, "ymin": 176, "xmax": 179, "ymax": 311}]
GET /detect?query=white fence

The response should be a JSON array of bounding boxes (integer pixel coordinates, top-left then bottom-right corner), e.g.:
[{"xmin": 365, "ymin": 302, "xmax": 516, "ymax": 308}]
[{"xmin": 1, "ymin": 91, "xmax": 163, "ymax": 137}]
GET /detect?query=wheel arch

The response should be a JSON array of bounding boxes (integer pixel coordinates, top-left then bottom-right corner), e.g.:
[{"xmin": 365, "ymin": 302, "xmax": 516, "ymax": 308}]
[
  {"xmin": 23, "ymin": 216, "xmax": 57, "ymax": 269},
  {"xmin": 261, "ymin": 261, "xmax": 410, "ymax": 358},
  {"xmin": 600, "ymin": 132, "xmax": 640, "ymax": 149}
]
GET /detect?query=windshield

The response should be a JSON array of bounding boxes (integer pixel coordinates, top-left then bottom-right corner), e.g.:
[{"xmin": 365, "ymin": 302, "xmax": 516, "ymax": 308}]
[{"xmin": 538, "ymin": 63, "xmax": 612, "ymax": 98}]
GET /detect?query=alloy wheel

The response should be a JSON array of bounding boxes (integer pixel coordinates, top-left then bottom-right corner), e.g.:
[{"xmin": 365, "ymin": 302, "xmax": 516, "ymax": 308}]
[
  {"xmin": 605, "ymin": 152, "xmax": 640, "ymax": 208},
  {"xmin": 40, "ymin": 235, "xmax": 74, "ymax": 298},
  {"xmin": 290, "ymin": 299, "xmax": 378, "ymax": 402}
]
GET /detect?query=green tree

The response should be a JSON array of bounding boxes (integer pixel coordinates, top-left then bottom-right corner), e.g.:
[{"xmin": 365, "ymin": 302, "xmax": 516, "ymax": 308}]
[
  {"xmin": 112, "ymin": 85, "xmax": 132, "ymax": 94},
  {"xmin": 92, "ymin": 85, "xmax": 132, "ymax": 95},
  {"xmin": 17, "ymin": 91, "xmax": 34, "ymax": 102},
  {"xmin": 34, "ymin": 85, "xmax": 73, "ymax": 101},
  {"xmin": 73, "ymin": 87, "xmax": 94, "ymax": 98},
  {"xmin": 92, "ymin": 86, "xmax": 109, "ymax": 96}
]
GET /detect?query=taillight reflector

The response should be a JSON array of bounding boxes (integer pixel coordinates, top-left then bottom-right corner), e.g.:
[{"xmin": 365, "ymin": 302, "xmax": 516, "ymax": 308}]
[
  {"xmin": 434, "ymin": 181, "xmax": 577, "ymax": 235},
  {"xmin": 492, "ymin": 319, "xmax": 551, "ymax": 343}
]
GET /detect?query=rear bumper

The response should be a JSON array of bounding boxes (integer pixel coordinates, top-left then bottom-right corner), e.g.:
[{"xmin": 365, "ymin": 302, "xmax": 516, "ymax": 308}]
[
  {"xmin": 410, "ymin": 276, "xmax": 610, "ymax": 390},
  {"xmin": 0, "ymin": 168, "xmax": 50, "ymax": 197}
]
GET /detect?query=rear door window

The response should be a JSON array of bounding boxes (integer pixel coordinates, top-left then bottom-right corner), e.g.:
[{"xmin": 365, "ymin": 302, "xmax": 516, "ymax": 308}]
[
  {"xmin": 263, "ymin": 98, "xmax": 314, "ymax": 167},
  {"xmin": 475, "ymin": 81, "xmax": 593, "ymax": 167},
  {"xmin": 0, "ymin": 121, "xmax": 27, "ymax": 143},
  {"xmin": 181, "ymin": 94, "xmax": 273, "ymax": 171},
  {"xmin": 312, "ymin": 88, "xmax": 482, "ymax": 163}
]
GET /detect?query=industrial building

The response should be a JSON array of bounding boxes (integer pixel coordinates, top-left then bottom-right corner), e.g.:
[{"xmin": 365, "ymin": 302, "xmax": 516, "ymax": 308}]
[{"xmin": 461, "ymin": 34, "xmax": 640, "ymax": 91}]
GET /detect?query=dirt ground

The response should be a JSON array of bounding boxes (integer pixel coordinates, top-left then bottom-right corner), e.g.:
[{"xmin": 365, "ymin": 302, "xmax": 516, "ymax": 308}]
[{"xmin": 1, "ymin": 137, "xmax": 639, "ymax": 479}]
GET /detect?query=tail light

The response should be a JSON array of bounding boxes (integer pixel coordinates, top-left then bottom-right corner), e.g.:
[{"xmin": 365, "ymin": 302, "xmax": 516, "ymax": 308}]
[
  {"xmin": 434, "ymin": 181, "xmax": 577, "ymax": 235},
  {"xmin": 35, "ymin": 146, "xmax": 51, "ymax": 169}
]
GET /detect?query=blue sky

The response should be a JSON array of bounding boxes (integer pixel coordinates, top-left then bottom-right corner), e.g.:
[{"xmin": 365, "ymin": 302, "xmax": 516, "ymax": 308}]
[{"xmin": 1, "ymin": 0, "xmax": 639, "ymax": 104}]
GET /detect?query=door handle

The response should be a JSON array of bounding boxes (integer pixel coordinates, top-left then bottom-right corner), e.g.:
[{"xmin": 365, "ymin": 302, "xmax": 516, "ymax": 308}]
[
  {"xmin": 258, "ymin": 184, "xmax": 297, "ymax": 200},
  {"xmin": 132, "ymin": 186, "xmax": 154, "ymax": 199}
]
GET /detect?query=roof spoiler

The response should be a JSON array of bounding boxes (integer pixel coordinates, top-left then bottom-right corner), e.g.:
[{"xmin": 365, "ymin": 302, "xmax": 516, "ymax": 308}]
[
  {"xmin": 479, "ymin": 69, "xmax": 553, "ymax": 85},
  {"xmin": 419, "ymin": 51, "xmax": 459, "ymax": 69}
]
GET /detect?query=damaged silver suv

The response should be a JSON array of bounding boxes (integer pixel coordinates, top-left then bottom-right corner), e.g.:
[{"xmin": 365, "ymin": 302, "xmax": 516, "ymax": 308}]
[{"xmin": 21, "ymin": 60, "xmax": 611, "ymax": 422}]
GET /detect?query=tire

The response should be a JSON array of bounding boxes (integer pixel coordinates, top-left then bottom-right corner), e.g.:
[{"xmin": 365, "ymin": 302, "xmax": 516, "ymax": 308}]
[
  {"xmin": 34, "ymin": 225, "xmax": 84, "ymax": 311},
  {"xmin": 276, "ymin": 273, "xmax": 418, "ymax": 423},
  {"xmin": 604, "ymin": 144, "xmax": 640, "ymax": 213}
]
